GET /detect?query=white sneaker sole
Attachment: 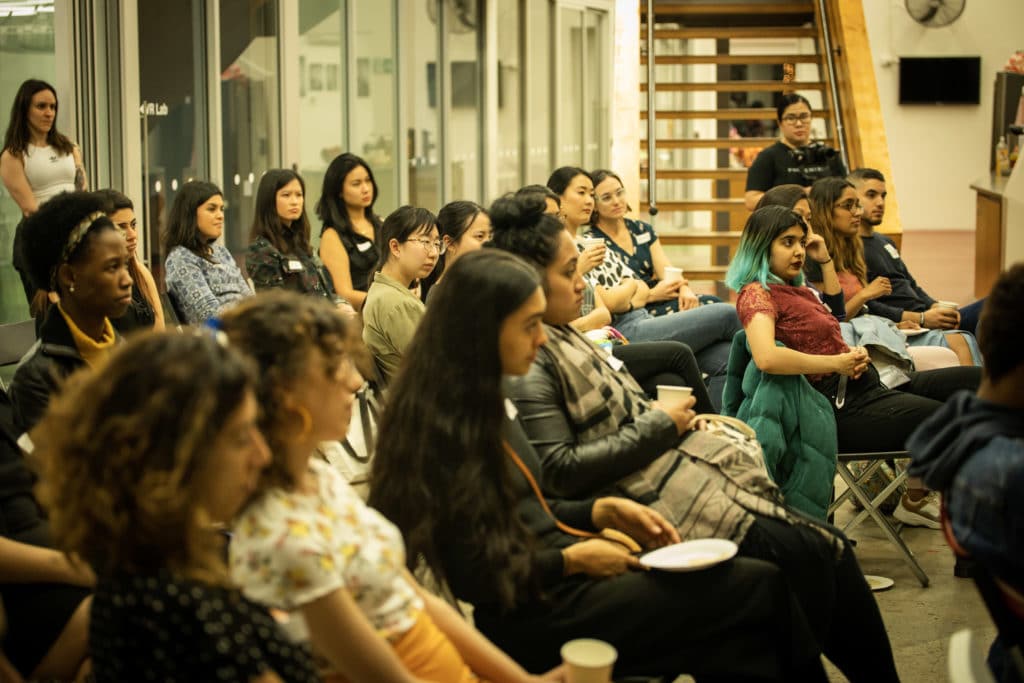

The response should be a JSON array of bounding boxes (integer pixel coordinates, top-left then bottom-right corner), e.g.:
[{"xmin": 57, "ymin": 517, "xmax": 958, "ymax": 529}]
[{"xmin": 893, "ymin": 505, "xmax": 941, "ymax": 530}]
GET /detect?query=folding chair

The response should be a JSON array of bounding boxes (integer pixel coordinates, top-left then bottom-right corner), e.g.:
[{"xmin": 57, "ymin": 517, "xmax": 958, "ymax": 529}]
[
  {"xmin": 829, "ymin": 451, "xmax": 930, "ymax": 587},
  {"xmin": 0, "ymin": 319, "xmax": 36, "ymax": 392}
]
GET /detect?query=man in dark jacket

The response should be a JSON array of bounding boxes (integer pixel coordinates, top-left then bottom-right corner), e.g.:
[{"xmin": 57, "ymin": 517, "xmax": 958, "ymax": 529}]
[{"xmin": 908, "ymin": 263, "xmax": 1024, "ymax": 683}]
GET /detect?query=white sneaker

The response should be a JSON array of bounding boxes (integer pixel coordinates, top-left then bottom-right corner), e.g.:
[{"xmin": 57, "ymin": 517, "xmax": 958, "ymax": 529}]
[{"xmin": 893, "ymin": 492, "xmax": 942, "ymax": 529}]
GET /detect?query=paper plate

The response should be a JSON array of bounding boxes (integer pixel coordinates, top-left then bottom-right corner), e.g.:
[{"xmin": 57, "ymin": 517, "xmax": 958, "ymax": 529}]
[
  {"xmin": 902, "ymin": 328, "xmax": 929, "ymax": 337},
  {"xmin": 640, "ymin": 539, "xmax": 738, "ymax": 572},
  {"xmin": 865, "ymin": 575, "xmax": 895, "ymax": 591}
]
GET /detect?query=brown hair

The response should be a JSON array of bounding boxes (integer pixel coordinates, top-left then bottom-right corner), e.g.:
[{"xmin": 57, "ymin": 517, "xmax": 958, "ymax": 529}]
[
  {"xmin": 34, "ymin": 332, "xmax": 257, "ymax": 583},
  {"xmin": 2, "ymin": 79, "xmax": 75, "ymax": 158},
  {"xmin": 218, "ymin": 291, "xmax": 360, "ymax": 492},
  {"xmin": 809, "ymin": 177, "xmax": 867, "ymax": 284}
]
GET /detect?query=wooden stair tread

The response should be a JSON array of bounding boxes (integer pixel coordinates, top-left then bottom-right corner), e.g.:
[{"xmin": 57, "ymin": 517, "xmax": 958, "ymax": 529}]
[
  {"xmin": 641, "ymin": 54, "xmax": 820, "ymax": 66},
  {"xmin": 650, "ymin": 26, "xmax": 817, "ymax": 39},
  {"xmin": 644, "ymin": 137, "xmax": 779, "ymax": 149},
  {"xmin": 659, "ymin": 265, "xmax": 730, "ymax": 281},
  {"xmin": 641, "ymin": 81, "xmax": 825, "ymax": 92},
  {"xmin": 642, "ymin": 168, "xmax": 749, "ymax": 180},
  {"xmin": 641, "ymin": 108, "xmax": 828, "ymax": 120},
  {"xmin": 641, "ymin": 2, "xmax": 813, "ymax": 15},
  {"xmin": 658, "ymin": 231, "xmax": 744, "ymax": 246},
  {"xmin": 654, "ymin": 200, "xmax": 747, "ymax": 211}
]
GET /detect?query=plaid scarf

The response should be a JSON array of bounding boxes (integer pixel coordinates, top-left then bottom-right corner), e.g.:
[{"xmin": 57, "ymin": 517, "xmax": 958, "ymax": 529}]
[{"xmin": 541, "ymin": 324, "xmax": 818, "ymax": 545}]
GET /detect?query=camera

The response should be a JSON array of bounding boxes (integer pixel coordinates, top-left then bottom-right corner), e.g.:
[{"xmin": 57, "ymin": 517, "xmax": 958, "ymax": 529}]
[{"xmin": 789, "ymin": 142, "xmax": 840, "ymax": 184}]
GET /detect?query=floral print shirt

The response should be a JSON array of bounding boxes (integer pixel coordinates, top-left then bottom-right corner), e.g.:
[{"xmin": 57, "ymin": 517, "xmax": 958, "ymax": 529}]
[
  {"xmin": 165, "ymin": 243, "xmax": 253, "ymax": 324},
  {"xmin": 230, "ymin": 458, "xmax": 422, "ymax": 641}
]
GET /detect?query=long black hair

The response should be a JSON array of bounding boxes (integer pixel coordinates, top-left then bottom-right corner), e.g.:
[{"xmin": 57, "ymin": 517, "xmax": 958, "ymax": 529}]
[
  {"xmin": 162, "ymin": 180, "xmax": 223, "ymax": 259},
  {"xmin": 2, "ymin": 79, "xmax": 75, "ymax": 157},
  {"xmin": 250, "ymin": 168, "xmax": 312, "ymax": 257},
  {"xmin": 369, "ymin": 249, "xmax": 543, "ymax": 609},
  {"xmin": 488, "ymin": 192, "xmax": 564, "ymax": 280},
  {"xmin": 419, "ymin": 200, "xmax": 486, "ymax": 301},
  {"xmin": 315, "ymin": 152, "xmax": 382, "ymax": 240},
  {"xmin": 376, "ymin": 205, "xmax": 437, "ymax": 271}
]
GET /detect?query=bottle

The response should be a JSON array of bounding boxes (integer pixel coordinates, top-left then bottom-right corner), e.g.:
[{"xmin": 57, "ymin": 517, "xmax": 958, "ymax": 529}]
[
  {"xmin": 996, "ymin": 135, "xmax": 1010, "ymax": 176},
  {"xmin": 1011, "ymin": 143, "xmax": 1020, "ymax": 169}
]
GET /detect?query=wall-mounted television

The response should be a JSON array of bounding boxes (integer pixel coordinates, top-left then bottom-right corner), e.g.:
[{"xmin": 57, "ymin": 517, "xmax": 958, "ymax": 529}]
[{"xmin": 899, "ymin": 56, "xmax": 981, "ymax": 105}]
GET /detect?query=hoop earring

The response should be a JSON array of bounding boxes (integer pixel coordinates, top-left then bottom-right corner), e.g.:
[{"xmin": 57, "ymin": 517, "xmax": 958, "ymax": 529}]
[{"xmin": 293, "ymin": 405, "xmax": 312, "ymax": 440}]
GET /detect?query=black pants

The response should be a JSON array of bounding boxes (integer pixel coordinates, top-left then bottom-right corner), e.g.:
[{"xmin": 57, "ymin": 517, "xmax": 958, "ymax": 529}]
[
  {"xmin": 11, "ymin": 217, "xmax": 37, "ymax": 305},
  {"xmin": 613, "ymin": 341, "xmax": 716, "ymax": 414},
  {"xmin": 813, "ymin": 365, "xmax": 981, "ymax": 452},
  {"xmin": 740, "ymin": 514, "xmax": 901, "ymax": 682},
  {"xmin": 474, "ymin": 555, "xmax": 826, "ymax": 681}
]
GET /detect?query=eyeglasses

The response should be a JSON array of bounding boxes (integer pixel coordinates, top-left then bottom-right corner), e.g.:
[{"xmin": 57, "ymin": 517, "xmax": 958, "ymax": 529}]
[
  {"xmin": 596, "ymin": 187, "xmax": 627, "ymax": 204},
  {"xmin": 834, "ymin": 200, "xmax": 863, "ymax": 213},
  {"xmin": 407, "ymin": 237, "xmax": 446, "ymax": 255},
  {"xmin": 781, "ymin": 112, "xmax": 812, "ymax": 124}
]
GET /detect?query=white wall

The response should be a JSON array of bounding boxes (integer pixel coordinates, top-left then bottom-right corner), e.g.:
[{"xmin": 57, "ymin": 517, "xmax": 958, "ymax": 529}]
[{"xmin": 862, "ymin": 0, "xmax": 1024, "ymax": 231}]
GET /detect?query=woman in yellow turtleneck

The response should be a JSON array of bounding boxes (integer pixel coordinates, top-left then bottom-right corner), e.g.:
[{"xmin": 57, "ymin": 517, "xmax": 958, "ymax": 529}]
[{"xmin": 9, "ymin": 191, "xmax": 133, "ymax": 433}]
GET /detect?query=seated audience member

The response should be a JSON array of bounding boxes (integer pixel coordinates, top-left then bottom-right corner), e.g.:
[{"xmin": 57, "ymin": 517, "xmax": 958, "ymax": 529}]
[
  {"xmin": 419, "ymin": 200, "xmax": 491, "ymax": 301},
  {"xmin": 727, "ymin": 206, "xmax": 982, "ymax": 528},
  {"xmin": 33, "ymin": 332, "xmax": 318, "ymax": 681},
  {"xmin": 804, "ymin": 177, "xmax": 980, "ymax": 366},
  {"xmin": 362, "ymin": 206, "xmax": 439, "ymax": 381},
  {"xmin": 488, "ymin": 195, "xmax": 900, "ymax": 682},
  {"xmin": 96, "ymin": 188, "xmax": 165, "ymax": 333},
  {"xmin": 743, "ymin": 93, "xmax": 847, "ymax": 211},
  {"xmin": 849, "ymin": 168, "xmax": 986, "ymax": 335},
  {"xmin": 8, "ymin": 192, "xmax": 132, "ymax": 432},
  {"xmin": 547, "ymin": 167, "xmax": 741, "ymax": 392},
  {"xmin": 757, "ymin": 185, "xmax": 960, "ymax": 371},
  {"xmin": 164, "ymin": 180, "xmax": 252, "ymax": 324},
  {"xmin": 588, "ymin": 168, "xmax": 702, "ymax": 315},
  {"xmin": 369, "ymin": 248, "xmax": 833, "ymax": 681},
  {"xmin": 316, "ymin": 153, "xmax": 383, "ymax": 312},
  {"xmin": 221, "ymin": 292, "xmax": 557, "ymax": 683},
  {"xmin": 246, "ymin": 169, "xmax": 335, "ymax": 301},
  {"xmin": 1, "ymin": 389, "xmax": 91, "ymax": 681},
  {"xmin": 908, "ymin": 264, "xmax": 1024, "ymax": 683}
]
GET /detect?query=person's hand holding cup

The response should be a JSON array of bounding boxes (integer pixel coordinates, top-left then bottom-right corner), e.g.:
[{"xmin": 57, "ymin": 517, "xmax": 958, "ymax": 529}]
[
  {"xmin": 578, "ymin": 237, "xmax": 606, "ymax": 274},
  {"xmin": 653, "ymin": 385, "xmax": 696, "ymax": 435}
]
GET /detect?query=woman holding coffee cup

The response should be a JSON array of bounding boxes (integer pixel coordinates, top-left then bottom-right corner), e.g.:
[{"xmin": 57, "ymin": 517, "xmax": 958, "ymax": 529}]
[{"xmin": 588, "ymin": 169, "xmax": 699, "ymax": 316}]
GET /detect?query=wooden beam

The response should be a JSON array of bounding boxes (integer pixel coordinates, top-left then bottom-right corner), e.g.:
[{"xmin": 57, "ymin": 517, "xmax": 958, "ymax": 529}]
[
  {"xmin": 641, "ymin": 54, "xmax": 820, "ymax": 66},
  {"xmin": 641, "ymin": 80, "xmax": 825, "ymax": 93},
  {"xmin": 641, "ymin": 2, "xmax": 813, "ymax": 15},
  {"xmin": 641, "ymin": 169, "xmax": 748, "ymax": 181},
  {"xmin": 651, "ymin": 26, "xmax": 816, "ymax": 39}
]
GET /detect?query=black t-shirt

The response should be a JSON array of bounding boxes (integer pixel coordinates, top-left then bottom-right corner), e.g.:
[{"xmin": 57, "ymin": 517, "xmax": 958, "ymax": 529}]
[
  {"xmin": 325, "ymin": 226, "xmax": 379, "ymax": 293},
  {"xmin": 746, "ymin": 141, "xmax": 848, "ymax": 192}
]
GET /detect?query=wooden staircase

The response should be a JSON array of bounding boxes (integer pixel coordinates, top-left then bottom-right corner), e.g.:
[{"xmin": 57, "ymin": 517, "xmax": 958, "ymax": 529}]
[{"xmin": 639, "ymin": 0, "xmax": 851, "ymax": 289}]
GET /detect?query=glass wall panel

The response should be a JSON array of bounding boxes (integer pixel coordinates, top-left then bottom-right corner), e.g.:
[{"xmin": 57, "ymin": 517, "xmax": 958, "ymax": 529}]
[
  {"xmin": 404, "ymin": 0, "xmax": 440, "ymax": 210},
  {"xmin": 556, "ymin": 6, "xmax": 582, "ymax": 167},
  {"xmin": 219, "ymin": 0, "xmax": 281, "ymax": 254},
  {"xmin": 296, "ymin": 0, "xmax": 348, "ymax": 247},
  {"xmin": 350, "ymin": 0, "xmax": 397, "ymax": 215},
  {"xmin": 494, "ymin": 0, "xmax": 521, "ymax": 196},
  {"xmin": 445, "ymin": 1, "xmax": 481, "ymax": 203},
  {"xmin": 137, "ymin": 1, "xmax": 208, "ymax": 276},
  {"xmin": 0, "ymin": 0, "xmax": 56, "ymax": 324},
  {"xmin": 525, "ymin": 0, "xmax": 551, "ymax": 185},
  {"xmin": 582, "ymin": 7, "xmax": 607, "ymax": 170}
]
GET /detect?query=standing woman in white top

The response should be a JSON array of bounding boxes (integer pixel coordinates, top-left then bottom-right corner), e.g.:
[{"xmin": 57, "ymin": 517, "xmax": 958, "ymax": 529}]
[{"xmin": 1, "ymin": 79, "xmax": 87, "ymax": 306}]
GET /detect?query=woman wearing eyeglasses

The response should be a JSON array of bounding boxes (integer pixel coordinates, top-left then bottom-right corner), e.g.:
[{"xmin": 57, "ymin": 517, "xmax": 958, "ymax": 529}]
[
  {"xmin": 362, "ymin": 205, "xmax": 440, "ymax": 382},
  {"xmin": 744, "ymin": 94, "xmax": 847, "ymax": 211}
]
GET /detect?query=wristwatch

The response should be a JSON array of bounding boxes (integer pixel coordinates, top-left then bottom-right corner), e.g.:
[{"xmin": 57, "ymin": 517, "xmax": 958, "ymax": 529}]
[{"xmin": 919, "ymin": 312, "xmax": 926, "ymax": 326}]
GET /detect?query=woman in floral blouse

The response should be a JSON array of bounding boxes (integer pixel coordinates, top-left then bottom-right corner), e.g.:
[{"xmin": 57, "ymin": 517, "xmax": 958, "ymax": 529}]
[{"xmin": 222, "ymin": 291, "xmax": 559, "ymax": 683}]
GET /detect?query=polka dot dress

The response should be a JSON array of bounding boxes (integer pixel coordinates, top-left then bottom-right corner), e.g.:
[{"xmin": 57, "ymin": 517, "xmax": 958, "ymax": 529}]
[{"xmin": 90, "ymin": 572, "xmax": 319, "ymax": 682}]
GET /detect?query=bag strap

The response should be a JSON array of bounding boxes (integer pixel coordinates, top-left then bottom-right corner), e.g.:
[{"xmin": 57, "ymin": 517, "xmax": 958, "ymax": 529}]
[{"xmin": 340, "ymin": 386, "xmax": 377, "ymax": 463}]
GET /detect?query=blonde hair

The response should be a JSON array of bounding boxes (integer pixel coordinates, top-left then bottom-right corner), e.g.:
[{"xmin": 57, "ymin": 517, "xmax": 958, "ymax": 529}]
[{"xmin": 34, "ymin": 331, "xmax": 256, "ymax": 583}]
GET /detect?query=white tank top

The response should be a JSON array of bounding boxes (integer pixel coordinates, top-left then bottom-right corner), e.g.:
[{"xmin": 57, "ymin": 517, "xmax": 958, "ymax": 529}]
[{"xmin": 24, "ymin": 144, "xmax": 76, "ymax": 204}]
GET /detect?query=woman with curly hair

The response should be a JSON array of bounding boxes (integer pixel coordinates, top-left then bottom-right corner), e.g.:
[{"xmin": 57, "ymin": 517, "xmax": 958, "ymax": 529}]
[
  {"xmin": 8, "ymin": 191, "xmax": 133, "ymax": 432},
  {"xmin": 2, "ymin": 79, "xmax": 87, "ymax": 304},
  {"xmin": 245, "ymin": 169, "xmax": 336, "ymax": 301},
  {"xmin": 163, "ymin": 180, "xmax": 253, "ymax": 324},
  {"xmin": 222, "ymin": 291, "xmax": 558, "ymax": 683},
  {"xmin": 33, "ymin": 331, "xmax": 318, "ymax": 682}
]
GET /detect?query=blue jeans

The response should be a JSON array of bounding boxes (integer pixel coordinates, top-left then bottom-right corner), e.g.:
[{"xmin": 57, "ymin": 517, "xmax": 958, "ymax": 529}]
[{"xmin": 613, "ymin": 302, "xmax": 741, "ymax": 377}]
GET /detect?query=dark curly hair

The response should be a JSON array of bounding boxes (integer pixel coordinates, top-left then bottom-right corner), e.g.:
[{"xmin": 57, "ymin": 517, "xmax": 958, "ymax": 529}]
[
  {"xmin": 369, "ymin": 249, "xmax": 543, "ymax": 610},
  {"xmin": 978, "ymin": 263, "xmax": 1024, "ymax": 383},
  {"xmin": 218, "ymin": 291, "xmax": 356, "ymax": 493},
  {"xmin": 19, "ymin": 190, "xmax": 115, "ymax": 294},
  {"xmin": 35, "ymin": 331, "xmax": 257, "ymax": 582},
  {"xmin": 487, "ymin": 192, "xmax": 564, "ymax": 286}
]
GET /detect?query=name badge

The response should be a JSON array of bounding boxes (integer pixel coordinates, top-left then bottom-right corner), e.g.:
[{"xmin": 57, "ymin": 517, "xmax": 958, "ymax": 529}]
[
  {"xmin": 605, "ymin": 352, "xmax": 625, "ymax": 371},
  {"xmin": 285, "ymin": 259, "xmax": 304, "ymax": 273},
  {"xmin": 356, "ymin": 241, "xmax": 374, "ymax": 252},
  {"xmin": 884, "ymin": 244, "xmax": 900, "ymax": 259},
  {"xmin": 635, "ymin": 231, "xmax": 652, "ymax": 245},
  {"xmin": 504, "ymin": 398, "xmax": 519, "ymax": 421}
]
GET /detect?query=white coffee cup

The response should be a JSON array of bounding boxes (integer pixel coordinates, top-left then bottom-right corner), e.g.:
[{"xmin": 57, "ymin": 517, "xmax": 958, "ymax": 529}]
[
  {"xmin": 656, "ymin": 385, "xmax": 693, "ymax": 404},
  {"xmin": 663, "ymin": 266, "xmax": 683, "ymax": 283},
  {"xmin": 561, "ymin": 639, "xmax": 617, "ymax": 683},
  {"xmin": 936, "ymin": 300, "xmax": 958, "ymax": 309},
  {"xmin": 581, "ymin": 237, "xmax": 605, "ymax": 250}
]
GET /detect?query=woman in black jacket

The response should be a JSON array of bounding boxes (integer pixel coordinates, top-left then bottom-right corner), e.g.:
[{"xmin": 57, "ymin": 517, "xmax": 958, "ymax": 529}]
[
  {"xmin": 369, "ymin": 248, "xmax": 831, "ymax": 682},
  {"xmin": 8, "ymin": 191, "xmax": 132, "ymax": 432}
]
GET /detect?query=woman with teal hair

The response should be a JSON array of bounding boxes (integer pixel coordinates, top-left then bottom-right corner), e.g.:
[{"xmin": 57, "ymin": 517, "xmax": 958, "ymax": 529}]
[{"xmin": 727, "ymin": 206, "xmax": 981, "ymax": 528}]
